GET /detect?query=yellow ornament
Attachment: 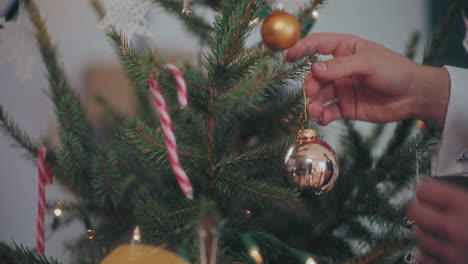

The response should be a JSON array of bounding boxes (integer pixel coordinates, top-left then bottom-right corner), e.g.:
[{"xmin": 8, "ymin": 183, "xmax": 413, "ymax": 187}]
[
  {"xmin": 261, "ymin": 9, "xmax": 301, "ymax": 50},
  {"xmin": 284, "ymin": 129, "xmax": 339, "ymax": 196},
  {"xmin": 101, "ymin": 244, "xmax": 190, "ymax": 264}
]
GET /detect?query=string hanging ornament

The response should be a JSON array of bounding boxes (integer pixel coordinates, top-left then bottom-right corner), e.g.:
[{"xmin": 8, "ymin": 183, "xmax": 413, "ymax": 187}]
[{"xmin": 284, "ymin": 78, "xmax": 339, "ymax": 196}]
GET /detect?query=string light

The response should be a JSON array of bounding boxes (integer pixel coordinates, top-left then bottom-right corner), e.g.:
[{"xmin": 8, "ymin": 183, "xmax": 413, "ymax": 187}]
[
  {"xmin": 305, "ymin": 257, "xmax": 318, "ymax": 264},
  {"xmin": 132, "ymin": 226, "xmax": 141, "ymax": 242},
  {"xmin": 87, "ymin": 229, "xmax": 96, "ymax": 240},
  {"xmin": 53, "ymin": 201, "xmax": 63, "ymax": 218},
  {"xmin": 249, "ymin": 247, "xmax": 263, "ymax": 264},
  {"xmin": 311, "ymin": 10, "xmax": 319, "ymax": 19}
]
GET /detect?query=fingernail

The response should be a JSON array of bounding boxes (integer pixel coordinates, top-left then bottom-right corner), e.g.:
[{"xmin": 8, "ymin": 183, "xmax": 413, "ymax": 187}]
[{"xmin": 313, "ymin": 62, "xmax": 327, "ymax": 73}]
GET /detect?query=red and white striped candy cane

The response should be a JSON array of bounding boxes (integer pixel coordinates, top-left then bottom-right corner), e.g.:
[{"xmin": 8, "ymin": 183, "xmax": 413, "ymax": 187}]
[
  {"xmin": 36, "ymin": 147, "xmax": 53, "ymax": 255},
  {"xmin": 165, "ymin": 64, "xmax": 188, "ymax": 108},
  {"xmin": 149, "ymin": 76, "xmax": 193, "ymax": 199}
]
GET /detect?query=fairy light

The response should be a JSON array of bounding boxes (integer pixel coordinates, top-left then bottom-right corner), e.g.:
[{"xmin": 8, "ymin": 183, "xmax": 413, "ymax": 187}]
[
  {"xmin": 87, "ymin": 229, "xmax": 96, "ymax": 240},
  {"xmin": 249, "ymin": 247, "xmax": 263, "ymax": 264},
  {"xmin": 311, "ymin": 10, "xmax": 319, "ymax": 19},
  {"xmin": 306, "ymin": 257, "xmax": 318, "ymax": 264},
  {"xmin": 53, "ymin": 208, "xmax": 62, "ymax": 217},
  {"xmin": 53, "ymin": 201, "xmax": 63, "ymax": 217},
  {"xmin": 132, "ymin": 226, "xmax": 141, "ymax": 242}
]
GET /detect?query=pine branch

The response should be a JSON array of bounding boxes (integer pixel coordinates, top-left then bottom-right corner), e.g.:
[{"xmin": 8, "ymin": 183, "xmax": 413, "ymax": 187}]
[
  {"xmin": 153, "ymin": 0, "xmax": 213, "ymax": 41},
  {"xmin": 91, "ymin": 149, "xmax": 124, "ymax": 209},
  {"xmin": 135, "ymin": 199, "xmax": 211, "ymax": 243},
  {"xmin": 217, "ymin": 137, "xmax": 295, "ymax": 173},
  {"xmin": 114, "ymin": 118, "xmax": 205, "ymax": 173},
  {"xmin": 205, "ymin": 1, "xmax": 264, "ymax": 89},
  {"xmin": 215, "ymin": 174, "xmax": 299, "ymax": 201},
  {"xmin": 342, "ymin": 238, "xmax": 413, "ymax": 264},
  {"xmin": 212, "ymin": 55, "xmax": 314, "ymax": 122},
  {"xmin": 28, "ymin": 0, "xmax": 96, "ymax": 152},
  {"xmin": 106, "ymin": 29, "xmax": 156, "ymax": 124},
  {"xmin": 89, "ymin": 0, "xmax": 105, "ymax": 19},
  {"xmin": 0, "ymin": 105, "xmax": 39, "ymax": 161},
  {"xmin": 423, "ymin": 0, "xmax": 468, "ymax": 65},
  {"xmin": 0, "ymin": 241, "xmax": 60, "ymax": 264},
  {"xmin": 378, "ymin": 119, "xmax": 415, "ymax": 163},
  {"xmin": 297, "ymin": 0, "xmax": 324, "ymax": 37},
  {"xmin": 55, "ymin": 134, "xmax": 92, "ymax": 196},
  {"xmin": 364, "ymin": 124, "xmax": 386, "ymax": 147}
]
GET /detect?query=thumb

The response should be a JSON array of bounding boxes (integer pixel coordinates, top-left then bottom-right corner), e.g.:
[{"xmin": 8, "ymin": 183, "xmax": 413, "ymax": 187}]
[{"xmin": 311, "ymin": 54, "xmax": 371, "ymax": 81}]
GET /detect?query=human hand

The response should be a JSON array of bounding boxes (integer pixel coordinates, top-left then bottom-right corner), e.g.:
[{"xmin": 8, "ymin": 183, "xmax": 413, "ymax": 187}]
[
  {"xmin": 407, "ymin": 180, "xmax": 468, "ymax": 264},
  {"xmin": 286, "ymin": 33, "xmax": 450, "ymax": 125}
]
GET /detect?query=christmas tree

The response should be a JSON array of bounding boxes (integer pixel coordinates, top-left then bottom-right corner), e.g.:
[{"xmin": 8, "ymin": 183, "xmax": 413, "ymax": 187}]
[{"xmin": 1, "ymin": 0, "xmax": 466, "ymax": 263}]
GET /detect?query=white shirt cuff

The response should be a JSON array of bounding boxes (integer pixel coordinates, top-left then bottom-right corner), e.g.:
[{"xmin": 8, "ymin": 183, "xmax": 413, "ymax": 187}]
[{"xmin": 434, "ymin": 66, "xmax": 468, "ymax": 176}]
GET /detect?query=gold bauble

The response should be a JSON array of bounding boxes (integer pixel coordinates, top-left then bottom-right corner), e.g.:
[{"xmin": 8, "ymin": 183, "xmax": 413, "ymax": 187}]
[
  {"xmin": 101, "ymin": 244, "xmax": 189, "ymax": 264},
  {"xmin": 261, "ymin": 9, "xmax": 301, "ymax": 50},
  {"xmin": 284, "ymin": 129, "xmax": 339, "ymax": 195}
]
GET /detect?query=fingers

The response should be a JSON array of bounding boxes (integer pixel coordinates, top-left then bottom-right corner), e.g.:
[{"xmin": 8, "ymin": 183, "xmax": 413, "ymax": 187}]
[
  {"xmin": 307, "ymin": 83, "xmax": 335, "ymax": 117},
  {"xmin": 317, "ymin": 103, "xmax": 342, "ymax": 125},
  {"xmin": 415, "ymin": 180, "xmax": 467, "ymax": 212},
  {"xmin": 415, "ymin": 229, "xmax": 460, "ymax": 264},
  {"xmin": 407, "ymin": 201, "xmax": 448, "ymax": 238},
  {"xmin": 418, "ymin": 250, "xmax": 443, "ymax": 264},
  {"xmin": 286, "ymin": 33, "xmax": 362, "ymax": 62},
  {"xmin": 311, "ymin": 55, "xmax": 372, "ymax": 83}
]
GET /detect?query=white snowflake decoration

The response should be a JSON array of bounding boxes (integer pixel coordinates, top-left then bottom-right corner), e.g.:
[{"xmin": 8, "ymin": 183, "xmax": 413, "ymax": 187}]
[
  {"xmin": 462, "ymin": 10, "xmax": 468, "ymax": 53},
  {"xmin": 99, "ymin": 0, "xmax": 154, "ymax": 40},
  {"xmin": 0, "ymin": 17, "xmax": 40, "ymax": 83}
]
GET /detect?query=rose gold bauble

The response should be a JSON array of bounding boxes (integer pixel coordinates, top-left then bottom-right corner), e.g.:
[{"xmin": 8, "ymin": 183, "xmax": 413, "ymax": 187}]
[
  {"xmin": 261, "ymin": 9, "xmax": 301, "ymax": 50},
  {"xmin": 284, "ymin": 129, "xmax": 339, "ymax": 196}
]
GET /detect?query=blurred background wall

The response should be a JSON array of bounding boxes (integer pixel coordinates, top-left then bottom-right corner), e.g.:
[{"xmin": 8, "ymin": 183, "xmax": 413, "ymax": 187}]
[{"xmin": 0, "ymin": 0, "xmax": 428, "ymax": 262}]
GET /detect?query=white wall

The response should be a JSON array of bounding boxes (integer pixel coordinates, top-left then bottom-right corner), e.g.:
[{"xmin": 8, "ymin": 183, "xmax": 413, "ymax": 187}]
[{"xmin": 0, "ymin": 0, "xmax": 428, "ymax": 262}]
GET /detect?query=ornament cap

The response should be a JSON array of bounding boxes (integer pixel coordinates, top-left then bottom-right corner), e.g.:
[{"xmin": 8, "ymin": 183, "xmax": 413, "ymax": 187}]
[{"xmin": 298, "ymin": 129, "xmax": 317, "ymax": 140}]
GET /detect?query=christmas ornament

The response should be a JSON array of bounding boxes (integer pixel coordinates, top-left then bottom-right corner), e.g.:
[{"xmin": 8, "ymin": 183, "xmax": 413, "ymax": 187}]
[
  {"xmin": 165, "ymin": 64, "xmax": 188, "ymax": 108},
  {"xmin": 101, "ymin": 244, "xmax": 189, "ymax": 264},
  {"xmin": 261, "ymin": 9, "xmax": 301, "ymax": 50},
  {"xmin": 149, "ymin": 76, "xmax": 193, "ymax": 199},
  {"xmin": 0, "ymin": 1, "xmax": 40, "ymax": 83},
  {"xmin": 284, "ymin": 129, "xmax": 339, "ymax": 195},
  {"xmin": 36, "ymin": 147, "xmax": 53, "ymax": 255},
  {"xmin": 182, "ymin": 0, "xmax": 192, "ymax": 18},
  {"xmin": 99, "ymin": 0, "xmax": 153, "ymax": 40}
]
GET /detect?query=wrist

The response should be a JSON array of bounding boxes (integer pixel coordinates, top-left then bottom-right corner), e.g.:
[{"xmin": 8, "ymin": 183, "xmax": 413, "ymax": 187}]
[{"xmin": 410, "ymin": 65, "xmax": 450, "ymax": 124}]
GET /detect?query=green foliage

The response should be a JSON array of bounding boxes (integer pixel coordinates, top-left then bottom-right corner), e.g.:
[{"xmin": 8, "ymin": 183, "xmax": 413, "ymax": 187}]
[
  {"xmin": 0, "ymin": 105, "xmax": 38, "ymax": 161},
  {"xmin": 135, "ymin": 199, "xmax": 212, "ymax": 243},
  {"xmin": 1, "ymin": 0, "xmax": 449, "ymax": 263},
  {"xmin": 0, "ymin": 241, "xmax": 60, "ymax": 264},
  {"xmin": 214, "ymin": 173, "xmax": 300, "ymax": 202},
  {"xmin": 106, "ymin": 29, "xmax": 157, "ymax": 124},
  {"xmin": 153, "ymin": 0, "xmax": 213, "ymax": 41},
  {"xmin": 91, "ymin": 149, "xmax": 124, "ymax": 208}
]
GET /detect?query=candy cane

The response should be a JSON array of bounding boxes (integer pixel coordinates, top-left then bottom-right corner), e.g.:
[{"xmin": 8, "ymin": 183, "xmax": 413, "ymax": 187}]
[
  {"xmin": 149, "ymin": 76, "xmax": 193, "ymax": 199},
  {"xmin": 165, "ymin": 64, "xmax": 188, "ymax": 108},
  {"xmin": 36, "ymin": 147, "xmax": 53, "ymax": 254}
]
